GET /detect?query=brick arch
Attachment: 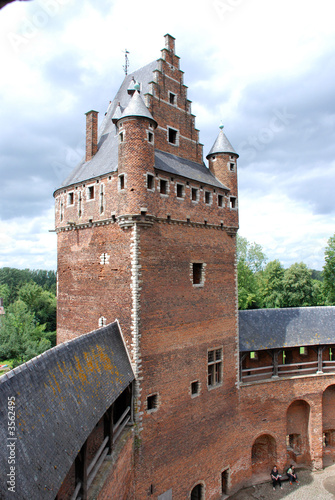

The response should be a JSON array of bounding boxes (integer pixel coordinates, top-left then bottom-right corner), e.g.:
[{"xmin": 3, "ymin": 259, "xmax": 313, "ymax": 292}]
[
  {"xmin": 286, "ymin": 399, "xmax": 311, "ymax": 465},
  {"xmin": 251, "ymin": 434, "xmax": 277, "ymax": 475},
  {"xmin": 322, "ymin": 384, "xmax": 335, "ymax": 465}
]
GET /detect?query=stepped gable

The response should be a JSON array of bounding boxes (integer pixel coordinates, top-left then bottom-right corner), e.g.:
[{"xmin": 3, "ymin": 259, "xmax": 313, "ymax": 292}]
[
  {"xmin": 239, "ymin": 306, "xmax": 335, "ymax": 351},
  {"xmin": 59, "ymin": 34, "xmax": 214, "ymax": 191},
  {"xmin": 0, "ymin": 322, "xmax": 134, "ymax": 500}
]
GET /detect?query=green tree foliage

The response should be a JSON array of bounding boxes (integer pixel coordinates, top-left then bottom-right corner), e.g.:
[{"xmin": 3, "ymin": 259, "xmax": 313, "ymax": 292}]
[
  {"xmin": 282, "ymin": 262, "xmax": 315, "ymax": 307},
  {"xmin": 323, "ymin": 234, "xmax": 335, "ymax": 305},
  {"xmin": 0, "ymin": 300, "xmax": 50, "ymax": 366},
  {"xmin": 259, "ymin": 260, "xmax": 285, "ymax": 308},
  {"xmin": 237, "ymin": 235, "xmax": 267, "ymax": 309},
  {"xmin": 0, "ymin": 268, "xmax": 57, "ymax": 366}
]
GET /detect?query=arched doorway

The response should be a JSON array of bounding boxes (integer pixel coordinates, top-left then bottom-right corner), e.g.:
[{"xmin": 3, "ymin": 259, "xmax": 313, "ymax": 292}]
[
  {"xmin": 286, "ymin": 400, "xmax": 310, "ymax": 465},
  {"xmin": 190, "ymin": 483, "xmax": 204, "ymax": 500},
  {"xmin": 251, "ymin": 434, "xmax": 277, "ymax": 476},
  {"xmin": 323, "ymin": 385, "xmax": 335, "ymax": 466}
]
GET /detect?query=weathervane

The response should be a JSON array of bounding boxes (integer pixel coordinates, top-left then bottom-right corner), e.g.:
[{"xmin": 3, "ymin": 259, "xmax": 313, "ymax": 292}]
[{"xmin": 123, "ymin": 49, "xmax": 130, "ymax": 75}]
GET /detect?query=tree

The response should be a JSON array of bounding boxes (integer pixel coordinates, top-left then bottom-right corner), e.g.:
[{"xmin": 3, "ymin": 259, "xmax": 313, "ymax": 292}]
[
  {"xmin": 237, "ymin": 235, "xmax": 267, "ymax": 309},
  {"xmin": 282, "ymin": 263, "xmax": 315, "ymax": 307},
  {"xmin": 323, "ymin": 234, "xmax": 335, "ymax": 305},
  {"xmin": 18, "ymin": 282, "xmax": 56, "ymax": 332},
  {"xmin": 0, "ymin": 299, "xmax": 50, "ymax": 366},
  {"xmin": 259, "ymin": 260, "xmax": 285, "ymax": 308}
]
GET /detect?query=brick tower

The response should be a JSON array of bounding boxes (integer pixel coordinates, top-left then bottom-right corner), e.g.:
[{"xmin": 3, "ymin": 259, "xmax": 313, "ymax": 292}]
[{"xmin": 54, "ymin": 34, "xmax": 241, "ymax": 498}]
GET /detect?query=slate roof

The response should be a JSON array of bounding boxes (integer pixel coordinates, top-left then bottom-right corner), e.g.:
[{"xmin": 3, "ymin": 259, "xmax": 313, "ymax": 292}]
[
  {"xmin": 239, "ymin": 306, "xmax": 335, "ymax": 352},
  {"xmin": 206, "ymin": 127, "xmax": 238, "ymax": 158},
  {"xmin": 59, "ymin": 60, "xmax": 229, "ymax": 192},
  {"xmin": 0, "ymin": 322, "xmax": 134, "ymax": 500}
]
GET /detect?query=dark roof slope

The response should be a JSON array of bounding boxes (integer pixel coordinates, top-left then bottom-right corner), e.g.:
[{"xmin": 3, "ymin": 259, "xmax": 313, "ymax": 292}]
[
  {"xmin": 0, "ymin": 322, "xmax": 134, "ymax": 500},
  {"xmin": 58, "ymin": 60, "xmax": 225, "ymax": 192},
  {"xmin": 239, "ymin": 306, "xmax": 335, "ymax": 352}
]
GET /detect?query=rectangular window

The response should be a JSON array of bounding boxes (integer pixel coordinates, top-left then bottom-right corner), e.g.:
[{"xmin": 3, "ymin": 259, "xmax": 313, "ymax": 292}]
[
  {"xmin": 250, "ymin": 351, "xmax": 258, "ymax": 360},
  {"xmin": 191, "ymin": 187, "xmax": 198, "ymax": 202},
  {"xmin": 147, "ymin": 174, "xmax": 154, "ymax": 190},
  {"xmin": 229, "ymin": 162, "xmax": 235, "ymax": 171},
  {"xmin": 191, "ymin": 381, "xmax": 200, "ymax": 397},
  {"xmin": 193, "ymin": 263, "xmax": 203, "ymax": 285},
  {"xmin": 87, "ymin": 186, "xmax": 94, "ymax": 200},
  {"xmin": 218, "ymin": 194, "xmax": 224, "ymax": 207},
  {"xmin": 160, "ymin": 179, "xmax": 168, "ymax": 195},
  {"xmin": 168, "ymin": 127, "xmax": 178, "ymax": 144},
  {"xmin": 67, "ymin": 192, "xmax": 74, "ymax": 205},
  {"xmin": 169, "ymin": 92, "xmax": 176, "ymax": 105},
  {"xmin": 205, "ymin": 191, "xmax": 211, "ymax": 204},
  {"xmin": 208, "ymin": 348, "xmax": 222, "ymax": 387},
  {"xmin": 119, "ymin": 174, "xmax": 125, "ymax": 190},
  {"xmin": 147, "ymin": 394, "xmax": 158, "ymax": 412},
  {"xmin": 119, "ymin": 131, "xmax": 124, "ymax": 142},
  {"xmin": 300, "ymin": 346, "xmax": 308, "ymax": 356},
  {"xmin": 176, "ymin": 183, "xmax": 184, "ymax": 198},
  {"xmin": 230, "ymin": 196, "xmax": 237, "ymax": 209},
  {"xmin": 147, "ymin": 131, "xmax": 154, "ymax": 143}
]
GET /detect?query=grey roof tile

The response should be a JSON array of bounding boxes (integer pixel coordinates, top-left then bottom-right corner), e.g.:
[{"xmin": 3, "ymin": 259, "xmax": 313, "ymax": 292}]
[
  {"xmin": 206, "ymin": 128, "xmax": 238, "ymax": 158},
  {"xmin": 239, "ymin": 306, "xmax": 335, "ymax": 351}
]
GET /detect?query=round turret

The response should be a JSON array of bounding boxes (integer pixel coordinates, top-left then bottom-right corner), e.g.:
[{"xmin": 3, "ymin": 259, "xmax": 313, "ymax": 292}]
[{"xmin": 207, "ymin": 125, "xmax": 238, "ymax": 198}]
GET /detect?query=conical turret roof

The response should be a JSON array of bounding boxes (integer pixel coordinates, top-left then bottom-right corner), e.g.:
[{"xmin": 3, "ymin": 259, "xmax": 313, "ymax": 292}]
[
  {"xmin": 206, "ymin": 126, "xmax": 238, "ymax": 158},
  {"xmin": 118, "ymin": 90, "xmax": 157, "ymax": 127}
]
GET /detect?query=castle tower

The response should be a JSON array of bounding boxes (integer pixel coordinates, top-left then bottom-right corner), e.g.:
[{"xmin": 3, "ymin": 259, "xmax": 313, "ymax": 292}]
[{"xmin": 54, "ymin": 34, "xmax": 241, "ymax": 498}]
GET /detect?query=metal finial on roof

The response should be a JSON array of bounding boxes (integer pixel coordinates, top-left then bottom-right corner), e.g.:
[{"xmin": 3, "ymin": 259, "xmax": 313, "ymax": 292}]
[
  {"xmin": 123, "ymin": 49, "xmax": 129, "ymax": 75},
  {"xmin": 134, "ymin": 81, "xmax": 140, "ymax": 91},
  {"xmin": 219, "ymin": 122, "xmax": 224, "ymax": 130}
]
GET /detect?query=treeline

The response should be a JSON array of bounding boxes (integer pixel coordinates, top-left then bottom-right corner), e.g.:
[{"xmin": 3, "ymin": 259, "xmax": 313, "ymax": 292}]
[
  {"xmin": 0, "ymin": 268, "xmax": 57, "ymax": 367},
  {"xmin": 237, "ymin": 234, "xmax": 335, "ymax": 310}
]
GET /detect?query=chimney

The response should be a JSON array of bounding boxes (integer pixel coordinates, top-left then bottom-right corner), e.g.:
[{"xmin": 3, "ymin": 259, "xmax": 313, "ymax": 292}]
[
  {"xmin": 164, "ymin": 33, "xmax": 175, "ymax": 53},
  {"xmin": 85, "ymin": 110, "xmax": 99, "ymax": 162}
]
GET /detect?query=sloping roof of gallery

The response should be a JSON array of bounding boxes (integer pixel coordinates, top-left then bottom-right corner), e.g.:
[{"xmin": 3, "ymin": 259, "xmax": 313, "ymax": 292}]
[
  {"xmin": 0, "ymin": 322, "xmax": 134, "ymax": 500},
  {"xmin": 239, "ymin": 306, "xmax": 335, "ymax": 352},
  {"xmin": 58, "ymin": 60, "xmax": 227, "ymax": 192}
]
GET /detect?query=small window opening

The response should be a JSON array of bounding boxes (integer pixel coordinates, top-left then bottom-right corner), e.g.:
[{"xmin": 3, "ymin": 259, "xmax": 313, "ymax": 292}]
[
  {"xmin": 250, "ymin": 351, "xmax": 258, "ymax": 360},
  {"xmin": 147, "ymin": 174, "xmax": 154, "ymax": 190},
  {"xmin": 221, "ymin": 469, "xmax": 229, "ymax": 495},
  {"xmin": 191, "ymin": 188, "xmax": 198, "ymax": 201},
  {"xmin": 168, "ymin": 127, "xmax": 178, "ymax": 144},
  {"xmin": 98, "ymin": 316, "xmax": 107, "ymax": 327},
  {"xmin": 330, "ymin": 348, "xmax": 333, "ymax": 361},
  {"xmin": 205, "ymin": 191, "xmax": 211, "ymax": 204},
  {"xmin": 169, "ymin": 92, "xmax": 176, "ymax": 105},
  {"xmin": 78, "ymin": 193, "xmax": 82, "ymax": 217},
  {"xmin": 212, "ymin": 155, "xmax": 216, "ymax": 160},
  {"xmin": 119, "ymin": 131, "xmax": 124, "ymax": 142},
  {"xmin": 148, "ymin": 131, "xmax": 154, "ymax": 143},
  {"xmin": 147, "ymin": 394, "xmax": 158, "ymax": 412},
  {"xmin": 230, "ymin": 197, "xmax": 236, "ymax": 209},
  {"xmin": 68, "ymin": 192, "xmax": 74, "ymax": 205},
  {"xmin": 87, "ymin": 186, "xmax": 94, "ymax": 200},
  {"xmin": 119, "ymin": 174, "xmax": 125, "ymax": 190},
  {"xmin": 218, "ymin": 194, "xmax": 223, "ymax": 207},
  {"xmin": 208, "ymin": 348, "xmax": 222, "ymax": 387},
  {"xmin": 176, "ymin": 183, "xmax": 184, "ymax": 198},
  {"xmin": 191, "ymin": 381, "xmax": 200, "ymax": 396},
  {"xmin": 193, "ymin": 263, "xmax": 203, "ymax": 285},
  {"xmin": 160, "ymin": 179, "xmax": 168, "ymax": 195},
  {"xmin": 230, "ymin": 162, "xmax": 235, "ymax": 171},
  {"xmin": 300, "ymin": 346, "xmax": 308, "ymax": 356}
]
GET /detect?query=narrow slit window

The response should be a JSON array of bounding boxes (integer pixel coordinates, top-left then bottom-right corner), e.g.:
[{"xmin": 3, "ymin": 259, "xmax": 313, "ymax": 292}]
[
  {"xmin": 148, "ymin": 131, "xmax": 154, "ymax": 143},
  {"xmin": 193, "ymin": 263, "xmax": 203, "ymax": 285},
  {"xmin": 205, "ymin": 191, "xmax": 211, "ymax": 204},
  {"xmin": 218, "ymin": 194, "xmax": 223, "ymax": 207},
  {"xmin": 230, "ymin": 197, "xmax": 236, "ymax": 209},
  {"xmin": 68, "ymin": 192, "xmax": 74, "ymax": 205},
  {"xmin": 87, "ymin": 186, "xmax": 94, "ymax": 200},
  {"xmin": 169, "ymin": 92, "xmax": 176, "ymax": 105},
  {"xmin": 229, "ymin": 162, "xmax": 235, "ymax": 171},
  {"xmin": 119, "ymin": 174, "xmax": 125, "ymax": 190}
]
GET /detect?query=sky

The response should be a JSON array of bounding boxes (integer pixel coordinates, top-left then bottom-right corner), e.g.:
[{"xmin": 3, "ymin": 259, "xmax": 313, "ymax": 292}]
[{"xmin": 0, "ymin": 0, "xmax": 334, "ymax": 271}]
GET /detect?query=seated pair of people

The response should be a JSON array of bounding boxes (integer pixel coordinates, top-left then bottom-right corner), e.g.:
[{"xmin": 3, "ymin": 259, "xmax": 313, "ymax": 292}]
[{"xmin": 270, "ymin": 465, "xmax": 299, "ymax": 490}]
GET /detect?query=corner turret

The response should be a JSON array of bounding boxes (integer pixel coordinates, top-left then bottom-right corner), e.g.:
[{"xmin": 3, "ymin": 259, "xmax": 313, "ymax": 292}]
[{"xmin": 207, "ymin": 125, "xmax": 238, "ymax": 211}]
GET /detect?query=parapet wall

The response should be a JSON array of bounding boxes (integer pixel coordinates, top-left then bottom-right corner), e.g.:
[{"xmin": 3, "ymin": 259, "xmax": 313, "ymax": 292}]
[{"xmin": 0, "ymin": 321, "xmax": 134, "ymax": 500}]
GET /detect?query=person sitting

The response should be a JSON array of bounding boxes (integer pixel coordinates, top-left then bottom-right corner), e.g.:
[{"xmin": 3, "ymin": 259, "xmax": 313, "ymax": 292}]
[
  {"xmin": 287, "ymin": 465, "xmax": 299, "ymax": 485},
  {"xmin": 270, "ymin": 465, "xmax": 282, "ymax": 490}
]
